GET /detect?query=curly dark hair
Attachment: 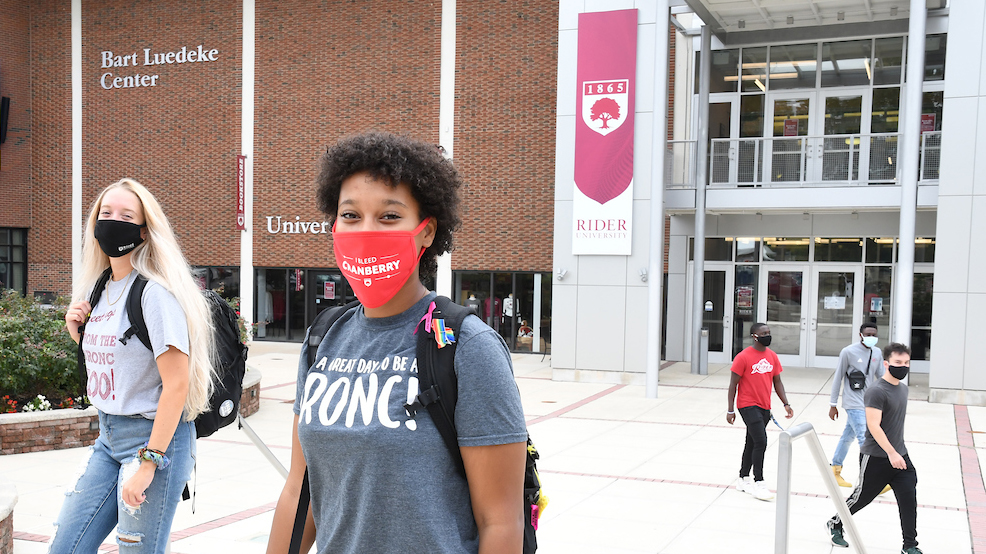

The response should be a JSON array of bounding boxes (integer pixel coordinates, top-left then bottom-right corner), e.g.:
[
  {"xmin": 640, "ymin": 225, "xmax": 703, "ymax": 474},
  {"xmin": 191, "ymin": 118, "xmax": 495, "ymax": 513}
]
[{"xmin": 315, "ymin": 131, "xmax": 462, "ymax": 279}]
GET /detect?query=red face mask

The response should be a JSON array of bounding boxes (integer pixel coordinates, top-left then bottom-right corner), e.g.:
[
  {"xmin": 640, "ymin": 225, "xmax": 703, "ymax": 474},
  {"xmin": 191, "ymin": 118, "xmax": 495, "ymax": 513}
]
[{"xmin": 332, "ymin": 218, "xmax": 431, "ymax": 309}]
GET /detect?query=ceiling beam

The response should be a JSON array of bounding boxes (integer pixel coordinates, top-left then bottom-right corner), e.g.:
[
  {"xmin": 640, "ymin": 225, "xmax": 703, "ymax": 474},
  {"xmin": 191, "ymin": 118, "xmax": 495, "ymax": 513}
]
[
  {"xmin": 807, "ymin": 0, "xmax": 823, "ymax": 24},
  {"xmin": 750, "ymin": 0, "xmax": 776, "ymax": 29},
  {"xmin": 862, "ymin": 0, "xmax": 875, "ymax": 21}
]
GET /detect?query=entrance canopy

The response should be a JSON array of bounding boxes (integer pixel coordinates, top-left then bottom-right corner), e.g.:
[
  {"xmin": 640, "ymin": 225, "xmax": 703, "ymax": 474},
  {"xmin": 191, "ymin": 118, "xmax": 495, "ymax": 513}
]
[{"xmin": 684, "ymin": 0, "xmax": 946, "ymax": 44}]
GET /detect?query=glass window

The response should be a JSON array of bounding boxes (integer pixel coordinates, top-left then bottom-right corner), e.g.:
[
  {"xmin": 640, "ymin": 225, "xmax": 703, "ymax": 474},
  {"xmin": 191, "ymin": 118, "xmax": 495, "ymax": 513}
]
[
  {"xmin": 925, "ymin": 34, "xmax": 946, "ymax": 81},
  {"xmin": 865, "ymin": 238, "xmax": 895, "ymax": 263},
  {"xmin": 822, "ymin": 40, "xmax": 872, "ymax": 87},
  {"xmin": 763, "ymin": 237, "xmax": 809, "ymax": 261},
  {"xmin": 922, "ymin": 91, "xmax": 944, "ymax": 132},
  {"xmin": 813, "ymin": 238, "xmax": 863, "ymax": 262},
  {"xmin": 871, "ymin": 87, "xmax": 900, "ymax": 133},
  {"xmin": 699, "ymin": 49, "xmax": 739, "ymax": 93},
  {"xmin": 914, "ymin": 237, "xmax": 935, "ymax": 262},
  {"xmin": 769, "ymin": 43, "xmax": 817, "ymax": 90},
  {"xmin": 824, "ymin": 95, "xmax": 863, "ymax": 135},
  {"xmin": 740, "ymin": 94, "xmax": 764, "ymax": 137},
  {"xmin": 0, "ymin": 228, "xmax": 27, "ymax": 296},
  {"xmin": 911, "ymin": 273, "xmax": 933, "ymax": 361},
  {"xmin": 873, "ymin": 37, "xmax": 904, "ymax": 85},
  {"xmin": 736, "ymin": 238, "xmax": 760, "ymax": 262},
  {"xmin": 741, "ymin": 47, "xmax": 768, "ymax": 92},
  {"xmin": 689, "ymin": 237, "xmax": 733, "ymax": 261}
]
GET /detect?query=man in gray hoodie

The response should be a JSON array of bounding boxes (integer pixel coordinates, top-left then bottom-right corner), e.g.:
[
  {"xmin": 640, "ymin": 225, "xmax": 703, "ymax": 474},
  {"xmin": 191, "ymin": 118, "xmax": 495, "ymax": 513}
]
[{"xmin": 828, "ymin": 322, "xmax": 884, "ymax": 487}]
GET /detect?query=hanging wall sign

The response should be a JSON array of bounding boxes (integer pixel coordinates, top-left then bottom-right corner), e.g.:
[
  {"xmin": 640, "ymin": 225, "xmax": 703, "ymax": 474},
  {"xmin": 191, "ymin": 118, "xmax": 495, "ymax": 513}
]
[
  {"xmin": 573, "ymin": 9, "xmax": 637, "ymax": 255},
  {"xmin": 236, "ymin": 155, "xmax": 247, "ymax": 230}
]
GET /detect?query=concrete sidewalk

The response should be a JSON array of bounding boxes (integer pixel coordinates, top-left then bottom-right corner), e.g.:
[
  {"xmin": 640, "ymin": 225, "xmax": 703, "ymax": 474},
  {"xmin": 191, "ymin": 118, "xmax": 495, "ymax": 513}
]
[{"xmin": 5, "ymin": 342, "xmax": 981, "ymax": 553}]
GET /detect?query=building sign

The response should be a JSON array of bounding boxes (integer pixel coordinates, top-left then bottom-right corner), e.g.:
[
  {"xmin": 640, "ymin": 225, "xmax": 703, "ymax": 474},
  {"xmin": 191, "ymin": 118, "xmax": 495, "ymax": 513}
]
[
  {"xmin": 573, "ymin": 9, "xmax": 637, "ymax": 255},
  {"xmin": 783, "ymin": 119, "xmax": 798, "ymax": 137},
  {"xmin": 324, "ymin": 282, "xmax": 335, "ymax": 300},
  {"xmin": 99, "ymin": 45, "xmax": 220, "ymax": 90},
  {"xmin": 236, "ymin": 155, "xmax": 246, "ymax": 230},
  {"xmin": 921, "ymin": 113, "xmax": 936, "ymax": 133},
  {"xmin": 265, "ymin": 215, "xmax": 331, "ymax": 235}
]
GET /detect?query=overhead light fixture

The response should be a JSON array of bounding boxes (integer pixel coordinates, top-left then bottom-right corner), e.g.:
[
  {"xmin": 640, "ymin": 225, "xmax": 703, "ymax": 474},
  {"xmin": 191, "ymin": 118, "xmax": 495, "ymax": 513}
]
[
  {"xmin": 754, "ymin": 78, "xmax": 766, "ymax": 92},
  {"xmin": 787, "ymin": 15, "xmax": 794, "ymax": 25},
  {"xmin": 891, "ymin": 6, "xmax": 898, "ymax": 16},
  {"xmin": 837, "ymin": 11, "xmax": 845, "ymax": 21},
  {"xmin": 864, "ymin": 58, "xmax": 872, "ymax": 80},
  {"xmin": 738, "ymin": 19, "xmax": 746, "ymax": 29}
]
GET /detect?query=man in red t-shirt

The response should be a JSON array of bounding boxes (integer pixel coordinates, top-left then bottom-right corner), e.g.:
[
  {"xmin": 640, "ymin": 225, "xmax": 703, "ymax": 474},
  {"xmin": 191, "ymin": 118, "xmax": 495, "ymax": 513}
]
[{"xmin": 726, "ymin": 322, "xmax": 794, "ymax": 501}]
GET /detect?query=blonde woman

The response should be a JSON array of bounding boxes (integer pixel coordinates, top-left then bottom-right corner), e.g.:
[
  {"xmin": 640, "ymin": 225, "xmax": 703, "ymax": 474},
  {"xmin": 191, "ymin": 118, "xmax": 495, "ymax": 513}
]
[{"xmin": 53, "ymin": 178, "xmax": 214, "ymax": 553}]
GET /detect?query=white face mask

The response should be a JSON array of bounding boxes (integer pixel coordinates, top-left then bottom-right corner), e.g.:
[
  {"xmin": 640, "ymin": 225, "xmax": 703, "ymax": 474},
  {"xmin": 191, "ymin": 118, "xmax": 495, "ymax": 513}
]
[{"xmin": 862, "ymin": 336, "xmax": 879, "ymax": 348}]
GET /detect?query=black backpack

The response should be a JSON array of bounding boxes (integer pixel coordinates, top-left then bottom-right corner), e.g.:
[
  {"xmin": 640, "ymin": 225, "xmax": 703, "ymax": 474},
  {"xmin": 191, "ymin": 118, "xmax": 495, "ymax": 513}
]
[
  {"xmin": 289, "ymin": 296, "xmax": 542, "ymax": 554},
  {"xmin": 76, "ymin": 268, "xmax": 248, "ymax": 439}
]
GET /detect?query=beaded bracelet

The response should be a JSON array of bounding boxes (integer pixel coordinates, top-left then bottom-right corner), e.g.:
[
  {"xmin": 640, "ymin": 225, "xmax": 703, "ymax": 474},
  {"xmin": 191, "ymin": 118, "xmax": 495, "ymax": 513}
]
[{"xmin": 137, "ymin": 444, "xmax": 171, "ymax": 470}]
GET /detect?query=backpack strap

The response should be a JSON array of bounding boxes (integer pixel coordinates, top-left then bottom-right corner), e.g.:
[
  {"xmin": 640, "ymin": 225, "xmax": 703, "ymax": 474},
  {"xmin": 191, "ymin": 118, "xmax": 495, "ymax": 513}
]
[
  {"xmin": 75, "ymin": 268, "xmax": 113, "ymax": 409},
  {"xmin": 306, "ymin": 300, "xmax": 361, "ymax": 369},
  {"xmin": 405, "ymin": 296, "xmax": 471, "ymax": 478},
  {"xmin": 120, "ymin": 274, "xmax": 151, "ymax": 350}
]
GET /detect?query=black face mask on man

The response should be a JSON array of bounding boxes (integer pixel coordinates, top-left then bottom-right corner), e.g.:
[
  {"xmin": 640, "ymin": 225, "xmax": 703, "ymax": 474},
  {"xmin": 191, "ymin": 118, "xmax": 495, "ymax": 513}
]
[
  {"xmin": 755, "ymin": 334, "xmax": 772, "ymax": 347},
  {"xmin": 888, "ymin": 364, "xmax": 909, "ymax": 380},
  {"xmin": 94, "ymin": 219, "xmax": 145, "ymax": 258}
]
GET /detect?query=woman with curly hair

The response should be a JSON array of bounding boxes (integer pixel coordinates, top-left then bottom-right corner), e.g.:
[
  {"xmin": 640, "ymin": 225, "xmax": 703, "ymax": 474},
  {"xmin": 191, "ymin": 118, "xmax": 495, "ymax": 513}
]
[
  {"xmin": 54, "ymin": 178, "xmax": 215, "ymax": 553},
  {"xmin": 267, "ymin": 132, "xmax": 528, "ymax": 553}
]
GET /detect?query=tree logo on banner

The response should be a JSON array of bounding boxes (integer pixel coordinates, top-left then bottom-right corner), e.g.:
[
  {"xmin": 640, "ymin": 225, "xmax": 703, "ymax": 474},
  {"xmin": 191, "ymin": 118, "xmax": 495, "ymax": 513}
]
[{"xmin": 581, "ymin": 79, "xmax": 629, "ymax": 136}]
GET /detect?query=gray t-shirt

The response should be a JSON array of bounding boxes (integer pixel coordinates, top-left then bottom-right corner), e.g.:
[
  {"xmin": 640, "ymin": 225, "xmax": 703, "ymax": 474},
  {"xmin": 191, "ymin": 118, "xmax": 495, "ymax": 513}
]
[
  {"xmin": 82, "ymin": 270, "xmax": 189, "ymax": 418},
  {"xmin": 829, "ymin": 342, "xmax": 884, "ymax": 410},
  {"xmin": 293, "ymin": 293, "xmax": 528, "ymax": 554},
  {"xmin": 861, "ymin": 377, "xmax": 908, "ymax": 458}
]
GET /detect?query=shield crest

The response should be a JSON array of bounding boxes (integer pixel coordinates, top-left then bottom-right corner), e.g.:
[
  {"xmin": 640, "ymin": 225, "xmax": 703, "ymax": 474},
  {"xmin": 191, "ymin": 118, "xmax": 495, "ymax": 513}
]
[
  {"xmin": 364, "ymin": 278, "xmax": 372, "ymax": 287},
  {"xmin": 581, "ymin": 79, "xmax": 629, "ymax": 136}
]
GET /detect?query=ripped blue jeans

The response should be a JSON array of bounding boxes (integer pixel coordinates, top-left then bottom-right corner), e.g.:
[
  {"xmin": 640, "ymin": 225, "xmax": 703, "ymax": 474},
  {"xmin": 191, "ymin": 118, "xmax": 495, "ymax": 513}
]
[{"xmin": 48, "ymin": 411, "xmax": 194, "ymax": 553}]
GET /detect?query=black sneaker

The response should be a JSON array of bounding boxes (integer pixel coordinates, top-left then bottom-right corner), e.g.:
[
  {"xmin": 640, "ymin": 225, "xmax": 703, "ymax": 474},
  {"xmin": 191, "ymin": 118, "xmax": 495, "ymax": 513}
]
[
  {"xmin": 901, "ymin": 548, "xmax": 923, "ymax": 554},
  {"xmin": 827, "ymin": 521, "xmax": 849, "ymax": 548}
]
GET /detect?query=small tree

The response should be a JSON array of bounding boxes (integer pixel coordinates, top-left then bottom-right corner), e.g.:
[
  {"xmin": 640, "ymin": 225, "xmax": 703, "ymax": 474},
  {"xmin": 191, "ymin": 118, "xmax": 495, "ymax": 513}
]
[{"xmin": 591, "ymin": 97, "xmax": 621, "ymax": 129}]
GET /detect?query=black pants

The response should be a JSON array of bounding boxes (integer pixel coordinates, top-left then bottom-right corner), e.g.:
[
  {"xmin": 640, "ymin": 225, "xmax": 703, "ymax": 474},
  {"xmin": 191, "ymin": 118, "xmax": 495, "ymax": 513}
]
[
  {"xmin": 738, "ymin": 405, "xmax": 771, "ymax": 482},
  {"xmin": 829, "ymin": 453, "xmax": 918, "ymax": 549}
]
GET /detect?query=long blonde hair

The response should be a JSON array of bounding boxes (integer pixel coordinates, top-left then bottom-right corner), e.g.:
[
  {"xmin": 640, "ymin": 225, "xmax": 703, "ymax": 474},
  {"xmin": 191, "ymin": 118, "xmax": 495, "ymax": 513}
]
[{"xmin": 73, "ymin": 178, "xmax": 216, "ymax": 420}]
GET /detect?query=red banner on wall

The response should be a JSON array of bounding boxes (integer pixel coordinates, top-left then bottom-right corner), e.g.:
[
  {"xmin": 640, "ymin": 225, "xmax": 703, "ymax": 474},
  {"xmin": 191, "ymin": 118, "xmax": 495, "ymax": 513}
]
[
  {"xmin": 573, "ymin": 9, "xmax": 637, "ymax": 255},
  {"xmin": 236, "ymin": 155, "xmax": 246, "ymax": 230}
]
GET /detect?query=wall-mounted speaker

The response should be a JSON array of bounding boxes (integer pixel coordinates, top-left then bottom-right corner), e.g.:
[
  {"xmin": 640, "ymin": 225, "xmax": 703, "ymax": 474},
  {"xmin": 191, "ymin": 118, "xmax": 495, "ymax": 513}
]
[{"xmin": 0, "ymin": 97, "xmax": 9, "ymax": 144}]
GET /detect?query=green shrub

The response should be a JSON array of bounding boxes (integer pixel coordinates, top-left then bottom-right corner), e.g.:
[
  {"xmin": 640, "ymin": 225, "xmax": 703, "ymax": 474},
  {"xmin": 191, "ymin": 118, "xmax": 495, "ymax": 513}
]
[{"xmin": 0, "ymin": 290, "xmax": 81, "ymax": 405}]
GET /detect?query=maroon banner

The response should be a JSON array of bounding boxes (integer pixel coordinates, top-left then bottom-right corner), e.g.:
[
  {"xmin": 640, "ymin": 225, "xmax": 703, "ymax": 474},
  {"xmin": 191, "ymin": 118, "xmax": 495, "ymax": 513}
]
[
  {"xmin": 575, "ymin": 10, "xmax": 637, "ymax": 205},
  {"xmin": 236, "ymin": 155, "xmax": 246, "ymax": 230}
]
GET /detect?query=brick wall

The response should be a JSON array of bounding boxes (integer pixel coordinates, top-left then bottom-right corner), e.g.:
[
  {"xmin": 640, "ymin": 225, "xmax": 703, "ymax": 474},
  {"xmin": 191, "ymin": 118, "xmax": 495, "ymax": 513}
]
[
  {"xmin": 0, "ymin": 411, "xmax": 99, "ymax": 455},
  {"xmin": 452, "ymin": 1, "xmax": 558, "ymax": 272},
  {"xmin": 253, "ymin": 0, "xmax": 441, "ymax": 268},
  {"xmin": 28, "ymin": 1, "xmax": 74, "ymax": 297},
  {"xmin": 81, "ymin": 0, "xmax": 242, "ymax": 270},
  {"xmin": 0, "ymin": 1, "xmax": 32, "ymax": 231},
  {"xmin": 0, "ymin": 513, "xmax": 10, "ymax": 554}
]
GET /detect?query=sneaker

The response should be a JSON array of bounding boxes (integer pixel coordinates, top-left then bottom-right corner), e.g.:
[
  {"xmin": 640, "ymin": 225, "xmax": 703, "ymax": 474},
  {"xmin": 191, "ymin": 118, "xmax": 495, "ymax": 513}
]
[
  {"xmin": 735, "ymin": 476, "xmax": 753, "ymax": 494},
  {"xmin": 901, "ymin": 548, "xmax": 923, "ymax": 554},
  {"xmin": 827, "ymin": 520, "xmax": 849, "ymax": 548},
  {"xmin": 751, "ymin": 480, "xmax": 775, "ymax": 501}
]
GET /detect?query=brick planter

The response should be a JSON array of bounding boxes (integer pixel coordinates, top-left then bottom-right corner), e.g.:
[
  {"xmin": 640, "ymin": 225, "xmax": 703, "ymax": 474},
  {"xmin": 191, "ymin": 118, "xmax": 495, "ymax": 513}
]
[
  {"xmin": 0, "ymin": 479, "xmax": 15, "ymax": 554},
  {"xmin": 0, "ymin": 407, "xmax": 99, "ymax": 455},
  {"xmin": 0, "ymin": 370, "xmax": 261, "ymax": 456}
]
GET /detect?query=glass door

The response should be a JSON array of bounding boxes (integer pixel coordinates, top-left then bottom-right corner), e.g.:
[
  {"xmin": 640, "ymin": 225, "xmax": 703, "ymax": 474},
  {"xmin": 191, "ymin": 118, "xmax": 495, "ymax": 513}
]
[
  {"xmin": 818, "ymin": 89, "xmax": 870, "ymax": 183},
  {"xmin": 765, "ymin": 92, "xmax": 816, "ymax": 184},
  {"xmin": 759, "ymin": 264, "xmax": 809, "ymax": 366},
  {"xmin": 910, "ymin": 268, "xmax": 934, "ymax": 373},
  {"xmin": 808, "ymin": 266, "xmax": 864, "ymax": 367},
  {"xmin": 704, "ymin": 264, "xmax": 735, "ymax": 363}
]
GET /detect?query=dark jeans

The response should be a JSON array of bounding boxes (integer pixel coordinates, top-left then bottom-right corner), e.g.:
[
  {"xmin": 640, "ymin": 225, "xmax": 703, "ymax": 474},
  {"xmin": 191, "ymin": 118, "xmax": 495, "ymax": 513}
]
[
  {"xmin": 829, "ymin": 453, "xmax": 919, "ymax": 550},
  {"xmin": 738, "ymin": 405, "xmax": 771, "ymax": 482}
]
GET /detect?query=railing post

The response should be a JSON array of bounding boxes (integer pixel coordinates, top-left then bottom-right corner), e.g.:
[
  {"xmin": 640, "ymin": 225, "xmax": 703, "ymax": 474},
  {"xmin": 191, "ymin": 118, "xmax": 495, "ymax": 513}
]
[{"xmin": 775, "ymin": 431, "xmax": 794, "ymax": 554}]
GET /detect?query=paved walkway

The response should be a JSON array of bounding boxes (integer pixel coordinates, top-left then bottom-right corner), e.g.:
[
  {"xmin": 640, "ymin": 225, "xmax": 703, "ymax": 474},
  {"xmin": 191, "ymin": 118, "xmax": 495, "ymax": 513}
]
[{"xmin": 4, "ymin": 342, "xmax": 983, "ymax": 553}]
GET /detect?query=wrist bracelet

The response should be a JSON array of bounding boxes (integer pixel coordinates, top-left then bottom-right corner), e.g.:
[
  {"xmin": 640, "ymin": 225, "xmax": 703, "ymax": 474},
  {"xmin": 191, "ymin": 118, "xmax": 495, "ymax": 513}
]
[
  {"xmin": 727, "ymin": 411, "xmax": 735, "ymax": 415},
  {"xmin": 783, "ymin": 403, "xmax": 791, "ymax": 407},
  {"xmin": 137, "ymin": 444, "xmax": 170, "ymax": 470}
]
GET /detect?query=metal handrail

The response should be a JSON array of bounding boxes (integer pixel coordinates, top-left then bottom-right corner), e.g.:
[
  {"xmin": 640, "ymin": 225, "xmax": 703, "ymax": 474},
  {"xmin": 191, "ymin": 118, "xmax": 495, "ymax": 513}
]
[{"xmin": 776, "ymin": 422, "xmax": 866, "ymax": 554}]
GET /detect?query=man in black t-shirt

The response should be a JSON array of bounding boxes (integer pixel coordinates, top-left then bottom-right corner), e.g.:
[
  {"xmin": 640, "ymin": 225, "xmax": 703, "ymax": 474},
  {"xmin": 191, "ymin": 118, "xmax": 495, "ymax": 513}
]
[{"xmin": 826, "ymin": 343, "xmax": 921, "ymax": 554}]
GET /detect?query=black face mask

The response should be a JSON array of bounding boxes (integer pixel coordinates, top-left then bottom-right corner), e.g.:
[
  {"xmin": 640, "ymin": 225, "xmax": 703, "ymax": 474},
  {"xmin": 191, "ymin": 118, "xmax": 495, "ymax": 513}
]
[
  {"xmin": 755, "ymin": 335, "xmax": 772, "ymax": 347},
  {"xmin": 888, "ymin": 364, "xmax": 909, "ymax": 380},
  {"xmin": 94, "ymin": 219, "xmax": 145, "ymax": 258}
]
